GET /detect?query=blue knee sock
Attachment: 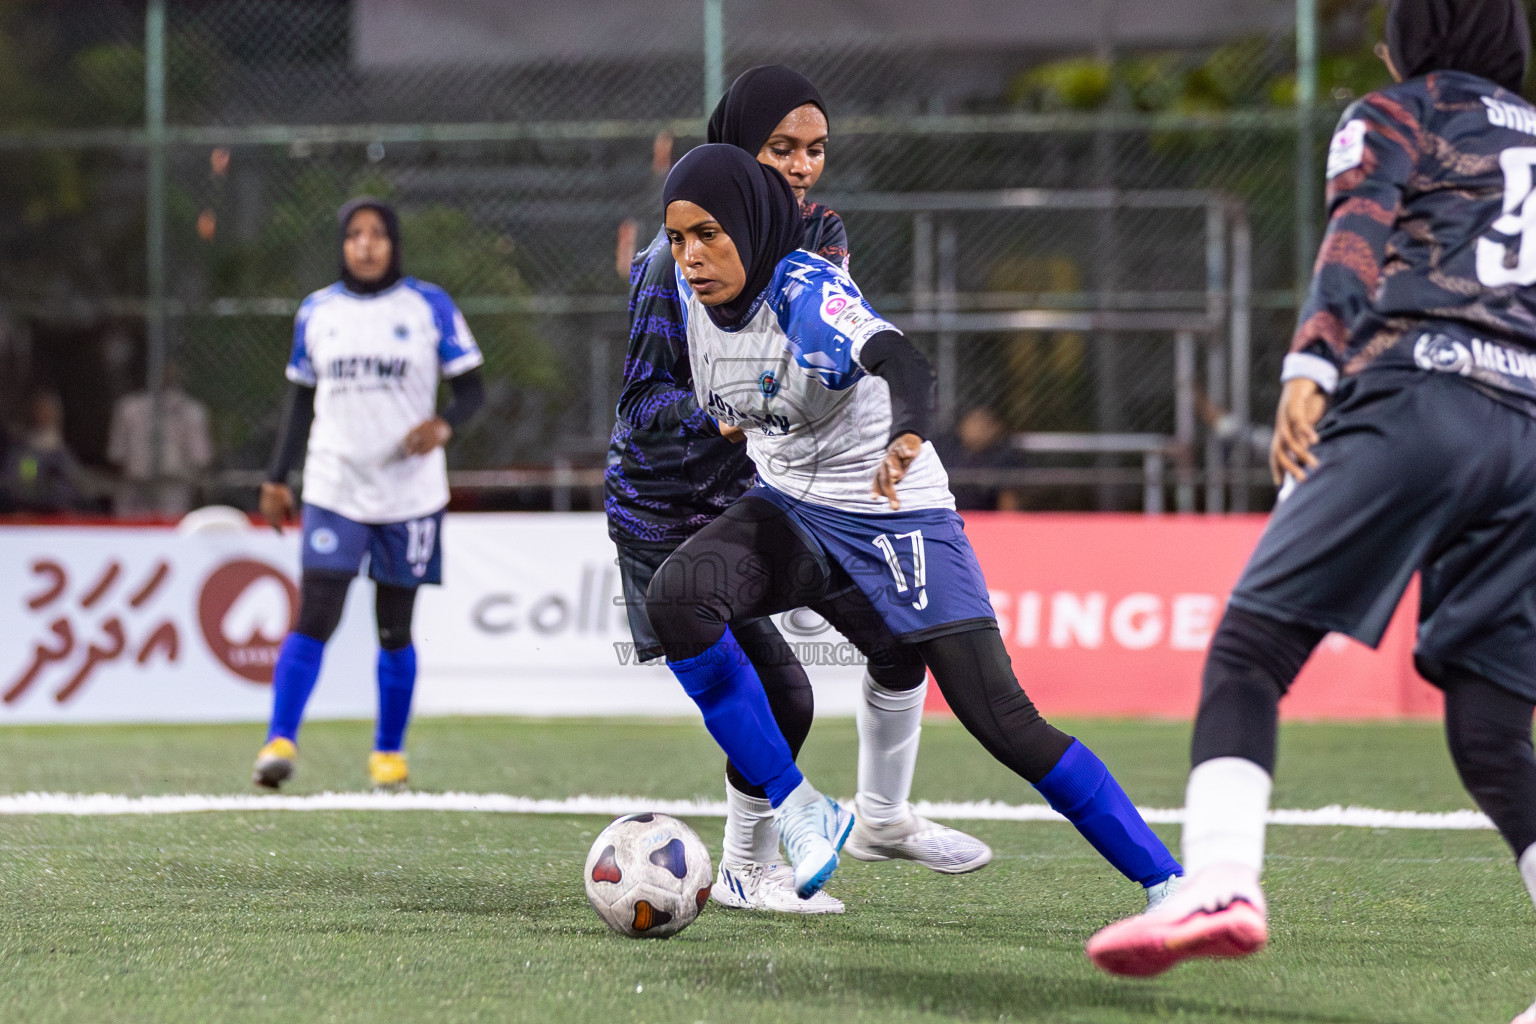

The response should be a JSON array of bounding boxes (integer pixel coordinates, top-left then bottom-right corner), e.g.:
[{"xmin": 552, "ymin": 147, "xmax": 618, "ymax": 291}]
[
  {"xmin": 267, "ymin": 633, "xmax": 325, "ymax": 743},
  {"xmin": 375, "ymin": 644, "xmax": 417, "ymax": 753},
  {"xmin": 668, "ymin": 627, "xmax": 803, "ymax": 806},
  {"xmin": 1034, "ymin": 739, "xmax": 1182, "ymax": 887}
]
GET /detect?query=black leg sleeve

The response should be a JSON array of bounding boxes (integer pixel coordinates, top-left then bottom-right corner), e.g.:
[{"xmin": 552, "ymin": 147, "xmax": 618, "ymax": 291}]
[
  {"xmin": 1443, "ymin": 669, "xmax": 1536, "ymax": 859},
  {"xmin": 1189, "ymin": 606, "xmax": 1324, "ymax": 774},
  {"xmin": 375, "ymin": 584, "xmax": 419, "ymax": 652},
  {"xmin": 644, "ymin": 496, "xmax": 830, "ymax": 662},
  {"xmin": 917, "ymin": 625, "xmax": 1073, "ymax": 784},
  {"xmin": 810, "ymin": 576, "xmax": 927, "ymax": 692},
  {"xmin": 294, "ymin": 572, "xmax": 352, "ymax": 643},
  {"xmin": 724, "ymin": 615, "xmax": 816, "ymax": 799}
]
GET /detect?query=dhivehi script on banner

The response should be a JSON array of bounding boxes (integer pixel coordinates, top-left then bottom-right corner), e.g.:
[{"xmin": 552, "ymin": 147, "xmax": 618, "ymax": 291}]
[{"xmin": 0, "ymin": 516, "xmax": 865, "ymax": 724}]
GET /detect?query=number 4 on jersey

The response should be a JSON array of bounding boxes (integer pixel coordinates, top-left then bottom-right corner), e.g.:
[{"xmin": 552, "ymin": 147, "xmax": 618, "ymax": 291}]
[{"xmin": 872, "ymin": 530, "xmax": 929, "ymax": 611}]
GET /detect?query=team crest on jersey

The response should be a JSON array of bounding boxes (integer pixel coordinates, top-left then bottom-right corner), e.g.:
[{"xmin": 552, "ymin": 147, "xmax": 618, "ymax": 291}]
[
  {"xmin": 1413, "ymin": 333, "xmax": 1473, "ymax": 375},
  {"xmin": 758, "ymin": 370, "xmax": 781, "ymax": 397},
  {"xmin": 393, "ymin": 324, "xmax": 409, "ymax": 340}
]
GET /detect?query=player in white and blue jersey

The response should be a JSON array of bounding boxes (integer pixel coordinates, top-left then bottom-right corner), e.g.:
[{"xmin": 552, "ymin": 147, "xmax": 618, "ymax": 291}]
[
  {"xmin": 252, "ymin": 197, "xmax": 484, "ymax": 792},
  {"xmin": 644, "ymin": 144, "xmax": 1181, "ymax": 901}
]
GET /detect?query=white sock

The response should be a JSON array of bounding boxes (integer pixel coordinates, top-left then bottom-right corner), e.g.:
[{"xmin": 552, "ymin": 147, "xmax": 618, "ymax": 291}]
[
  {"xmin": 777, "ymin": 777, "xmax": 821, "ymax": 813},
  {"xmin": 1183, "ymin": 756, "xmax": 1272, "ymax": 878},
  {"xmin": 721, "ymin": 777, "xmax": 776, "ymax": 867},
  {"xmin": 856, "ymin": 671, "xmax": 926, "ymax": 827},
  {"xmin": 1519, "ymin": 843, "xmax": 1536, "ymax": 912}
]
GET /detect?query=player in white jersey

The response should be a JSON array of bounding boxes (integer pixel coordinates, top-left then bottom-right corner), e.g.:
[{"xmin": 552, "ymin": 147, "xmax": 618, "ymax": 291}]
[
  {"xmin": 642, "ymin": 144, "xmax": 1181, "ymax": 903},
  {"xmin": 252, "ymin": 197, "xmax": 484, "ymax": 792}
]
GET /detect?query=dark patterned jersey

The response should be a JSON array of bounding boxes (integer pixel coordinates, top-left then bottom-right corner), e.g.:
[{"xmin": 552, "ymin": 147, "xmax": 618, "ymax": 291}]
[
  {"xmin": 605, "ymin": 204, "xmax": 852, "ymax": 548},
  {"xmin": 1288, "ymin": 71, "xmax": 1536, "ymax": 403}
]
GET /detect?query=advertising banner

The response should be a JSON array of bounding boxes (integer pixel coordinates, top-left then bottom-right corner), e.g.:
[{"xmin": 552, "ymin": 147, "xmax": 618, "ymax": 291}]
[
  {"xmin": 0, "ymin": 527, "xmax": 378, "ymax": 724},
  {"xmin": 0, "ymin": 513, "xmax": 1438, "ymax": 724},
  {"xmin": 956, "ymin": 514, "xmax": 1439, "ymax": 720}
]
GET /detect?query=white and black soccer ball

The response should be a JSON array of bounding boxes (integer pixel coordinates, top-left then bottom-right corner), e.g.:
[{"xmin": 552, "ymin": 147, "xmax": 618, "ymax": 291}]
[{"xmin": 583, "ymin": 812, "xmax": 713, "ymax": 938}]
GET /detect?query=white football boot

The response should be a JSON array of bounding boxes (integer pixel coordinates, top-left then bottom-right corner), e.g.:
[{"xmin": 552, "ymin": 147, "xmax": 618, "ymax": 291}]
[
  {"xmin": 843, "ymin": 811, "xmax": 993, "ymax": 874},
  {"xmin": 1512, "ymin": 998, "xmax": 1536, "ymax": 1024},
  {"xmin": 1143, "ymin": 873, "xmax": 1183, "ymax": 911},
  {"xmin": 775, "ymin": 786, "xmax": 854, "ymax": 898},
  {"xmin": 711, "ymin": 861, "xmax": 845, "ymax": 914}
]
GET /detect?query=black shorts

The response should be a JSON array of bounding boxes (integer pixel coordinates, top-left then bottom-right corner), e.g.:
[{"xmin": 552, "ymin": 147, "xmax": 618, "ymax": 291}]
[
  {"xmin": 1229, "ymin": 370, "xmax": 1536, "ymax": 700},
  {"xmin": 615, "ymin": 542, "xmax": 672, "ymax": 663}
]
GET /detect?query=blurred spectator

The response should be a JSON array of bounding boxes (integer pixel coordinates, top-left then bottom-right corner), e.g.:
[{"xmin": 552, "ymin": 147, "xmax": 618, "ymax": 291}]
[
  {"xmin": 108, "ymin": 363, "xmax": 213, "ymax": 518},
  {"xmin": 2, "ymin": 391, "xmax": 84, "ymax": 514},
  {"xmin": 931, "ymin": 405, "xmax": 1026, "ymax": 511}
]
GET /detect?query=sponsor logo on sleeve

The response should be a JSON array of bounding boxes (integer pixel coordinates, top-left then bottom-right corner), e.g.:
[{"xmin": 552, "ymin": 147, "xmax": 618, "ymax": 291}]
[
  {"xmin": 818, "ymin": 283, "xmax": 894, "ymax": 345},
  {"xmin": 1326, "ymin": 118, "xmax": 1368, "ymax": 180}
]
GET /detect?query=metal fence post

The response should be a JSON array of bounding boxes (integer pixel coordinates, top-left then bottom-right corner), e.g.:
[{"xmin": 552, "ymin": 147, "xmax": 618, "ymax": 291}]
[
  {"xmin": 145, "ymin": 0, "xmax": 168, "ymax": 503},
  {"xmin": 703, "ymin": 0, "xmax": 724, "ymax": 117},
  {"xmin": 1174, "ymin": 329, "xmax": 1197, "ymax": 513},
  {"xmin": 1294, "ymin": 0, "xmax": 1319, "ymax": 297},
  {"xmin": 935, "ymin": 220, "xmax": 958, "ymax": 426},
  {"xmin": 1228, "ymin": 205, "xmax": 1253, "ymax": 512}
]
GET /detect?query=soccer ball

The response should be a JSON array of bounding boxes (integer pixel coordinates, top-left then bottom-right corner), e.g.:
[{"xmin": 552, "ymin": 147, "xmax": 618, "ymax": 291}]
[{"xmin": 583, "ymin": 812, "xmax": 713, "ymax": 938}]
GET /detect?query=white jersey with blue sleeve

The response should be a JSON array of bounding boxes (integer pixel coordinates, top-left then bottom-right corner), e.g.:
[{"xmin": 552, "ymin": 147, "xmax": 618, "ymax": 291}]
[
  {"xmin": 682, "ymin": 250, "xmax": 953, "ymax": 513},
  {"xmin": 287, "ymin": 277, "xmax": 483, "ymax": 523}
]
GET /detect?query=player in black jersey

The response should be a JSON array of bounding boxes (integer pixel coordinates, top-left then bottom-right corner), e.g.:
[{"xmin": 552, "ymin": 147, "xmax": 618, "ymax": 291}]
[
  {"xmin": 606, "ymin": 66, "xmax": 987, "ymax": 913},
  {"xmin": 1087, "ymin": 4, "xmax": 1536, "ymax": 1007}
]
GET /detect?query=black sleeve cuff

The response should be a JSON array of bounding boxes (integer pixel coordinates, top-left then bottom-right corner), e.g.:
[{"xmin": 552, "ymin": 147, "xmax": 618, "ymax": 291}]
[
  {"xmin": 858, "ymin": 330, "xmax": 935, "ymax": 444},
  {"xmin": 266, "ymin": 381, "xmax": 315, "ymax": 483},
  {"xmin": 442, "ymin": 367, "xmax": 486, "ymax": 429}
]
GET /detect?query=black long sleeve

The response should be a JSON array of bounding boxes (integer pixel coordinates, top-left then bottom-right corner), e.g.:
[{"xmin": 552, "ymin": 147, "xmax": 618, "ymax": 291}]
[
  {"xmin": 859, "ymin": 330, "xmax": 935, "ymax": 443},
  {"xmin": 266, "ymin": 381, "xmax": 315, "ymax": 483},
  {"xmin": 441, "ymin": 367, "xmax": 485, "ymax": 429}
]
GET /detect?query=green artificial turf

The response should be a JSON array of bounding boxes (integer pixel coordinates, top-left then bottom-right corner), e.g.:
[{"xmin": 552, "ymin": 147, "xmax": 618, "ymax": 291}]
[{"xmin": 0, "ymin": 716, "xmax": 1528, "ymax": 1023}]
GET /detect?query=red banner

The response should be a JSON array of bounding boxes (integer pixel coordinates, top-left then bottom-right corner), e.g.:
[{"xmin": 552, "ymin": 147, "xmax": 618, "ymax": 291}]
[{"xmin": 926, "ymin": 514, "xmax": 1441, "ymax": 720}]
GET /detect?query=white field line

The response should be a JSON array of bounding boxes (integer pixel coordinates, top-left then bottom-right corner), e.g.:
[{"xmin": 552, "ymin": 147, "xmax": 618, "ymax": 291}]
[{"xmin": 0, "ymin": 791, "xmax": 1496, "ymax": 830}]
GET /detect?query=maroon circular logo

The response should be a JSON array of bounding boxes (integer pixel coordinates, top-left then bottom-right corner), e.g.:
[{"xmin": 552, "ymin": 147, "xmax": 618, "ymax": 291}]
[{"xmin": 198, "ymin": 560, "xmax": 298, "ymax": 683}]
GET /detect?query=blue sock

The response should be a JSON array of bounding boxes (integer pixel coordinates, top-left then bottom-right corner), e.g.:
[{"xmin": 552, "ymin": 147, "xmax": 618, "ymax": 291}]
[
  {"xmin": 267, "ymin": 633, "xmax": 325, "ymax": 743},
  {"xmin": 1033, "ymin": 739, "xmax": 1183, "ymax": 887},
  {"xmin": 668, "ymin": 627, "xmax": 803, "ymax": 806},
  {"xmin": 375, "ymin": 644, "xmax": 417, "ymax": 752}
]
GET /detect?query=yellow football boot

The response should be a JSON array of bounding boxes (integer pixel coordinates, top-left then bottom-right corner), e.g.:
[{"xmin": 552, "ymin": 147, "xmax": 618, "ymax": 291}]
[
  {"xmin": 368, "ymin": 751, "xmax": 409, "ymax": 791},
  {"xmin": 252, "ymin": 737, "xmax": 297, "ymax": 790}
]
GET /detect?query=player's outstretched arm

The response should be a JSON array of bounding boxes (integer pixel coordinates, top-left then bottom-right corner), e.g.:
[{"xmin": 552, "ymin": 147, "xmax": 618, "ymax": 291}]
[
  {"xmin": 401, "ymin": 367, "xmax": 485, "ymax": 456},
  {"xmin": 262, "ymin": 380, "xmax": 315, "ymax": 533},
  {"xmin": 1269, "ymin": 377, "xmax": 1327, "ymax": 485},
  {"xmin": 259, "ymin": 481, "xmax": 294, "ymax": 533},
  {"xmin": 858, "ymin": 330, "xmax": 936, "ymax": 511},
  {"xmin": 615, "ymin": 236, "xmax": 720, "ymax": 440},
  {"xmin": 870, "ymin": 432, "xmax": 924, "ymax": 510}
]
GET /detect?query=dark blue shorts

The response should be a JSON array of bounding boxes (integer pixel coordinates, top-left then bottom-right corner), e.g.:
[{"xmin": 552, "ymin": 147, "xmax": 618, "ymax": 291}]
[
  {"xmin": 749, "ymin": 486, "xmax": 996, "ymax": 641},
  {"xmin": 301, "ymin": 503, "xmax": 445, "ymax": 588},
  {"xmin": 614, "ymin": 542, "xmax": 670, "ymax": 663},
  {"xmin": 1230, "ymin": 370, "xmax": 1536, "ymax": 701}
]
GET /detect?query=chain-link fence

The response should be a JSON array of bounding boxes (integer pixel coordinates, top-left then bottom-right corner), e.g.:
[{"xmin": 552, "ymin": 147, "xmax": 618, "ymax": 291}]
[{"xmin": 0, "ymin": 0, "xmax": 1416, "ymax": 515}]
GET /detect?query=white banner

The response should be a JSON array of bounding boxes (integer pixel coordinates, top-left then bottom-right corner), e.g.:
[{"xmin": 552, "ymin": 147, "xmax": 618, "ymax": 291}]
[
  {"xmin": 0, "ymin": 516, "xmax": 864, "ymax": 725},
  {"xmin": 417, "ymin": 514, "xmax": 864, "ymax": 717}
]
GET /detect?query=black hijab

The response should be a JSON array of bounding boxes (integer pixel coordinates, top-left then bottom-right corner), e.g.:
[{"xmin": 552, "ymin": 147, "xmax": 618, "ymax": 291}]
[
  {"xmin": 663, "ymin": 144, "xmax": 805, "ymax": 330},
  {"xmin": 707, "ymin": 65, "xmax": 827, "ymax": 155},
  {"xmin": 1386, "ymin": 0, "xmax": 1529, "ymax": 93},
  {"xmin": 337, "ymin": 196, "xmax": 403, "ymax": 295}
]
